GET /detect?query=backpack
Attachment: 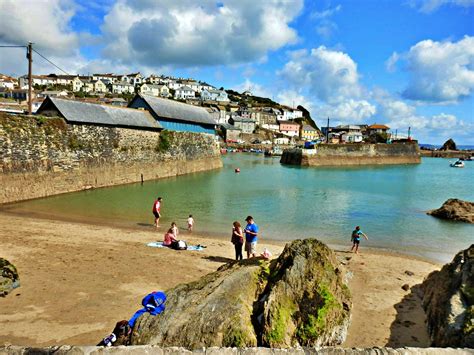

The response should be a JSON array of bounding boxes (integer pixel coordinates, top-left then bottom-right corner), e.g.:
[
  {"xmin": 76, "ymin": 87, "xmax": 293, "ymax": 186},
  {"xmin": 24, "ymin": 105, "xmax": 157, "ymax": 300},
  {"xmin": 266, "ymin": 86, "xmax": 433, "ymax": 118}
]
[{"xmin": 172, "ymin": 240, "xmax": 187, "ymax": 250}]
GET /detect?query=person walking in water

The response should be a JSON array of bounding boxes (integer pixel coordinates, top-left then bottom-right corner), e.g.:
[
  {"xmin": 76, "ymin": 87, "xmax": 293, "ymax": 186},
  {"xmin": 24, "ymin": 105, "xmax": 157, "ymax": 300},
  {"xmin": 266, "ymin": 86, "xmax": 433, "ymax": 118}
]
[
  {"xmin": 187, "ymin": 215, "xmax": 194, "ymax": 232},
  {"xmin": 231, "ymin": 221, "xmax": 244, "ymax": 260},
  {"xmin": 152, "ymin": 197, "xmax": 162, "ymax": 228},
  {"xmin": 244, "ymin": 216, "xmax": 259, "ymax": 259},
  {"xmin": 351, "ymin": 226, "xmax": 368, "ymax": 254}
]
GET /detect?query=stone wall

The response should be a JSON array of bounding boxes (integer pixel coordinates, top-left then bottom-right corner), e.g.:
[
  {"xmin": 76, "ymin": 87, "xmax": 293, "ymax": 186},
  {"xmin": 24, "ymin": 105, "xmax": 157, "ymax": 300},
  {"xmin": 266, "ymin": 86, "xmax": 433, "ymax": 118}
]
[
  {"xmin": 280, "ymin": 143, "xmax": 420, "ymax": 166},
  {"xmin": 0, "ymin": 345, "xmax": 471, "ymax": 354},
  {"xmin": 0, "ymin": 114, "xmax": 222, "ymax": 204}
]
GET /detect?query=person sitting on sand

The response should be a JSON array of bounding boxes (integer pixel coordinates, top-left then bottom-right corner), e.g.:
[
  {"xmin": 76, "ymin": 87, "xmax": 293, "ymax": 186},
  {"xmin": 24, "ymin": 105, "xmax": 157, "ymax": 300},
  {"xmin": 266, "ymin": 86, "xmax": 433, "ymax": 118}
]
[
  {"xmin": 231, "ymin": 221, "xmax": 244, "ymax": 260},
  {"xmin": 351, "ymin": 226, "xmax": 368, "ymax": 254},
  {"xmin": 187, "ymin": 215, "xmax": 194, "ymax": 232},
  {"xmin": 244, "ymin": 216, "xmax": 259, "ymax": 259},
  {"xmin": 163, "ymin": 222, "xmax": 178, "ymax": 247}
]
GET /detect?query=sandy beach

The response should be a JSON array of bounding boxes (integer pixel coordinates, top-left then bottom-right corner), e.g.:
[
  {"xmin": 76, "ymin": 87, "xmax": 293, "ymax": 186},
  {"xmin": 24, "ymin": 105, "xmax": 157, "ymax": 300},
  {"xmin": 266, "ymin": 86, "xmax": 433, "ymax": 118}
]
[{"xmin": 0, "ymin": 213, "xmax": 440, "ymax": 347}]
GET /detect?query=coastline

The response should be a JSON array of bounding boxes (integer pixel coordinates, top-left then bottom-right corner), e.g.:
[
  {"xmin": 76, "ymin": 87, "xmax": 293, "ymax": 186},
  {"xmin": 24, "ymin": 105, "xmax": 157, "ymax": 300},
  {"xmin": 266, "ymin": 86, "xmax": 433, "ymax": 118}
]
[{"xmin": 0, "ymin": 212, "xmax": 440, "ymax": 348}]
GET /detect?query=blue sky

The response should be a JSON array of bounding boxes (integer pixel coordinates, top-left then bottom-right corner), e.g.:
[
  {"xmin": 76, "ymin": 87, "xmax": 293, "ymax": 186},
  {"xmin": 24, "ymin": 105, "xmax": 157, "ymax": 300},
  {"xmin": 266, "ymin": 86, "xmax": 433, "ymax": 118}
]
[{"xmin": 0, "ymin": 0, "xmax": 473, "ymax": 144}]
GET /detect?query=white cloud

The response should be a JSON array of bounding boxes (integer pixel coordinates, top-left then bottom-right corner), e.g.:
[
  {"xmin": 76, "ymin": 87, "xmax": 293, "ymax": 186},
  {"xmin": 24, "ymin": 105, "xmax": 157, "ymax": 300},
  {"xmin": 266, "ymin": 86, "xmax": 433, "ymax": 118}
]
[
  {"xmin": 410, "ymin": 0, "xmax": 474, "ymax": 13},
  {"xmin": 232, "ymin": 79, "xmax": 272, "ymax": 98},
  {"xmin": 318, "ymin": 100, "xmax": 377, "ymax": 122},
  {"xmin": 398, "ymin": 36, "xmax": 474, "ymax": 103},
  {"xmin": 385, "ymin": 52, "xmax": 400, "ymax": 72},
  {"xmin": 310, "ymin": 4, "xmax": 341, "ymax": 40},
  {"xmin": 100, "ymin": 0, "xmax": 303, "ymax": 68},
  {"xmin": 277, "ymin": 90, "xmax": 313, "ymax": 110},
  {"xmin": 279, "ymin": 46, "xmax": 362, "ymax": 104}
]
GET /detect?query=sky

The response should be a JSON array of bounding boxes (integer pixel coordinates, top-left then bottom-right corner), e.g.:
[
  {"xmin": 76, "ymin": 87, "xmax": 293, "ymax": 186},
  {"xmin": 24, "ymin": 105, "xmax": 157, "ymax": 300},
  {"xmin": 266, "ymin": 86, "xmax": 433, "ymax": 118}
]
[{"xmin": 0, "ymin": 0, "xmax": 473, "ymax": 144}]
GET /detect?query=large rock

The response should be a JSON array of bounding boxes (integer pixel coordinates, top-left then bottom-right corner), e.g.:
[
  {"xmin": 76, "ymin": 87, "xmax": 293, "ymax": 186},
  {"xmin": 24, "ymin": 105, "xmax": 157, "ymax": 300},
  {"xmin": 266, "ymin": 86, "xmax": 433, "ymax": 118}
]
[
  {"xmin": 428, "ymin": 199, "xmax": 474, "ymax": 224},
  {"xmin": 126, "ymin": 239, "xmax": 351, "ymax": 349},
  {"xmin": 0, "ymin": 257, "xmax": 20, "ymax": 297},
  {"xmin": 440, "ymin": 138, "xmax": 457, "ymax": 151},
  {"xmin": 421, "ymin": 244, "xmax": 474, "ymax": 347}
]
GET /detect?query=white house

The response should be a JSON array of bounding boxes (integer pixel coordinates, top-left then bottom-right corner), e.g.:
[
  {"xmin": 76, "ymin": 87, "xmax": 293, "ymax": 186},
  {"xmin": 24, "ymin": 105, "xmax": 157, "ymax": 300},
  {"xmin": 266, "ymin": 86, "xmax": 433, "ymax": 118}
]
[
  {"xmin": 342, "ymin": 131, "xmax": 363, "ymax": 143},
  {"xmin": 140, "ymin": 83, "xmax": 160, "ymax": 96},
  {"xmin": 174, "ymin": 86, "xmax": 195, "ymax": 100},
  {"xmin": 199, "ymin": 82, "xmax": 214, "ymax": 92},
  {"xmin": 92, "ymin": 79, "xmax": 107, "ymax": 93},
  {"xmin": 121, "ymin": 73, "xmax": 143, "ymax": 86},
  {"xmin": 167, "ymin": 80, "xmax": 183, "ymax": 90},
  {"xmin": 111, "ymin": 81, "xmax": 135, "ymax": 94},
  {"xmin": 201, "ymin": 89, "xmax": 229, "ymax": 102},
  {"xmin": 181, "ymin": 80, "xmax": 200, "ymax": 92},
  {"xmin": 0, "ymin": 76, "xmax": 16, "ymax": 89}
]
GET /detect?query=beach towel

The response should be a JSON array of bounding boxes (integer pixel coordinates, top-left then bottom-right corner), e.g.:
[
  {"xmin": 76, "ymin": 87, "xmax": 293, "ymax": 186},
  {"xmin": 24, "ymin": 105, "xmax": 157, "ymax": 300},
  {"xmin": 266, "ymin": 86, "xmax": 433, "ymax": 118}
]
[{"xmin": 147, "ymin": 241, "xmax": 206, "ymax": 251}]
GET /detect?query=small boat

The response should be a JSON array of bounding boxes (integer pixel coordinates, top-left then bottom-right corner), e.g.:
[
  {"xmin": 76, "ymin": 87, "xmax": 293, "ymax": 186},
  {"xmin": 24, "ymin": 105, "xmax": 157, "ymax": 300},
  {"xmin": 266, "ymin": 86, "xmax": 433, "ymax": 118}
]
[
  {"xmin": 235, "ymin": 168, "xmax": 240, "ymax": 173},
  {"xmin": 264, "ymin": 146, "xmax": 283, "ymax": 157},
  {"xmin": 450, "ymin": 160, "xmax": 465, "ymax": 168}
]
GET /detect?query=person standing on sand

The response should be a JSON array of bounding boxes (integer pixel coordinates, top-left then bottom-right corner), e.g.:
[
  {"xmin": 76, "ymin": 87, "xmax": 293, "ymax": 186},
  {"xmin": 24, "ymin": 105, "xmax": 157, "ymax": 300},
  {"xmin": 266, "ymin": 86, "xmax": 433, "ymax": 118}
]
[
  {"xmin": 152, "ymin": 197, "xmax": 162, "ymax": 228},
  {"xmin": 244, "ymin": 216, "xmax": 259, "ymax": 259},
  {"xmin": 351, "ymin": 226, "xmax": 368, "ymax": 254},
  {"xmin": 231, "ymin": 221, "xmax": 244, "ymax": 260}
]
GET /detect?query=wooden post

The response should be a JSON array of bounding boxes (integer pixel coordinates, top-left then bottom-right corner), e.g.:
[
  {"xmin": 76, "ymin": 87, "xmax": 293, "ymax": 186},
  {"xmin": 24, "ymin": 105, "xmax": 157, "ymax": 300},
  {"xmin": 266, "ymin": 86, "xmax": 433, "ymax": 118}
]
[{"xmin": 27, "ymin": 42, "xmax": 33, "ymax": 115}]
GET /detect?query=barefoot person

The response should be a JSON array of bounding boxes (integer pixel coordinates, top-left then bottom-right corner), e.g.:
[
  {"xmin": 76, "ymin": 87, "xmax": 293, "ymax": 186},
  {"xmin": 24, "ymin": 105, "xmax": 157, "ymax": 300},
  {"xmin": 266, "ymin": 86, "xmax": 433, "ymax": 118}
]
[
  {"xmin": 152, "ymin": 197, "xmax": 162, "ymax": 228},
  {"xmin": 187, "ymin": 214, "xmax": 194, "ymax": 232},
  {"xmin": 351, "ymin": 226, "xmax": 368, "ymax": 254},
  {"xmin": 231, "ymin": 221, "xmax": 244, "ymax": 260},
  {"xmin": 244, "ymin": 216, "xmax": 259, "ymax": 259}
]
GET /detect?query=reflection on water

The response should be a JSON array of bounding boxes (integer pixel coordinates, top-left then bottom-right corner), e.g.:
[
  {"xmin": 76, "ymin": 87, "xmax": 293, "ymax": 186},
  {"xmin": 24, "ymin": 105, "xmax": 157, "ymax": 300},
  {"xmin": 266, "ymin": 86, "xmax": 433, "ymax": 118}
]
[{"xmin": 4, "ymin": 155, "xmax": 473, "ymax": 262}]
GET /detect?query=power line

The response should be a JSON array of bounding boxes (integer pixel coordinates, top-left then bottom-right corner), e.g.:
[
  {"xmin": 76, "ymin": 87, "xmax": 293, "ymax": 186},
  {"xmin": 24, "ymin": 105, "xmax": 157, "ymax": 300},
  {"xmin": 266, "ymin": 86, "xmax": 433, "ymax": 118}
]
[
  {"xmin": 0, "ymin": 45, "xmax": 26, "ymax": 48},
  {"xmin": 32, "ymin": 48, "xmax": 70, "ymax": 75}
]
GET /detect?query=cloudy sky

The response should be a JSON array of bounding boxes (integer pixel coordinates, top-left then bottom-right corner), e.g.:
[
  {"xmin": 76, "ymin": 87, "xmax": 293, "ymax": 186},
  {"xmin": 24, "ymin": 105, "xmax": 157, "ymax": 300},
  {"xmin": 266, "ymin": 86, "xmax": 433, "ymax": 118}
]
[{"xmin": 0, "ymin": 0, "xmax": 473, "ymax": 144}]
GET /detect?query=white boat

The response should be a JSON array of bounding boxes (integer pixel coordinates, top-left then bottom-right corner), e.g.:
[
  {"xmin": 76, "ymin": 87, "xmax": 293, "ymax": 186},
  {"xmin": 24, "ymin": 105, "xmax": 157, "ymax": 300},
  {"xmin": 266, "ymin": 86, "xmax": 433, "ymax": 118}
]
[{"xmin": 450, "ymin": 160, "xmax": 465, "ymax": 168}]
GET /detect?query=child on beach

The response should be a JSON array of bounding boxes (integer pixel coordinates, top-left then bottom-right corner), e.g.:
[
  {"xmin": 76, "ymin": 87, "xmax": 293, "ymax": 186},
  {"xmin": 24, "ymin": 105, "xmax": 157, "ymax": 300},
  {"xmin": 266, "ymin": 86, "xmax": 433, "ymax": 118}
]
[
  {"xmin": 187, "ymin": 215, "xmax": 194, "ymax": 232},
  {"xmin": 152, "ymin": 197, "xmax": 162, "ymax": 228},
  {"xmin": 231, "ymin": 221, "xmax": 244, "ymax": 260},
  {"xmin": 350, "ymin": 226, "xmax": 368, "ymax": 254}
]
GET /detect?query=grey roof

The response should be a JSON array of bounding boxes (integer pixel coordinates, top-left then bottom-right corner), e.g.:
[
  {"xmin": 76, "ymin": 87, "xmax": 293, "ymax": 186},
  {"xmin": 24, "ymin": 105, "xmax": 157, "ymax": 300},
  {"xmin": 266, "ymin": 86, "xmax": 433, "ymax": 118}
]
[
  {"xmin": 231, "ymin": 116, "xmax": 256, "ymax": 123},
  {"xmin": 134, "ymin": 94, "xmax": 216, "ymax": 126},
  {"xmin": 302, "ymin": 124, "xmax": 316, "ymax": 131},
  {"xmin": 220, "ymin": 123, "xmax": 241, "ymax": 131},
  {"xmin": 38, "ymin": 97, "xmax": 162, "ymax": 130},
  {"xmin": 177, "ymin": 85, "xmax": 194, "ymax": 91}
]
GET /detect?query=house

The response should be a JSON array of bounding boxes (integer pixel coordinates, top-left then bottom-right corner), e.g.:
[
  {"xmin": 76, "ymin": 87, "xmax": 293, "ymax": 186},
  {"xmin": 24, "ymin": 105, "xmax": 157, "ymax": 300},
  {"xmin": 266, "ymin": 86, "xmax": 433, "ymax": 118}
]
[
  {"xmin": 128, "ymin": 94, "xmax": 217, "ymax": 134},
  {"xmin": 300, "ymin": 125, "xmax": 319, "ymax": 141},
  {"xmin": 181, "ymin": 80, "xmax": 200, "ymax": 92},
  {"xmin": 199, "ymin": 82, "xmax": 214, "ymax": 92},
  {"xmin": 92, "ymin": 79, "xmax": 107, "ymax": 93},
  {"xmin": 7, "ymin": 88, "xmax": 31, "ymax": 101},
  {"xmin": 274, "ymin": 137, "xmax": 290, "ymax": 145},
  {"xmin": 367, "ymin": 124, "xmax": 390, "ymax": 135},
  {"xmin": 201, "ymin": 89, "xmax": 229, "ymax": 102},
  {"xmin": 174, "ymin": 86, "xmax": 195, "ymax": 100},
  {"xmin": 121, "ymin": 72, "xmax": 143, "ymax": 86},
  {"xmin": 92, "ymin": 73, "xmax": 118, "ymax": 83},
  {"xmin": 36, "ymin": 96, "xmax": 162, "ymax": 131},
  {"xmin": 0, "ymin": 75, "xmax": 16, "ymax": 89},
  {"xmin": 110, "ymin": 81, "xmax": 135, "ymax": 94},
  {"xmin": 36, "ymin": 90, "xmax": 69, "ymax": 99},
  {"xmin": 229, "ymin": 116, "xmax": 256, "ymax": 134},
  {"xmin": 167, "ymin": 80, "xmax": 183, "ymax": 90},
  {"xmin": 220, "ymin": 123, "xmax": 241, "ymax": 142},
  {"xmin": 279, "ymin": 121, "xmax": 300, "ymax": 137},
  {"xmin": 342, "ymin": 131, "xmax": 363, "ymax": 143}
]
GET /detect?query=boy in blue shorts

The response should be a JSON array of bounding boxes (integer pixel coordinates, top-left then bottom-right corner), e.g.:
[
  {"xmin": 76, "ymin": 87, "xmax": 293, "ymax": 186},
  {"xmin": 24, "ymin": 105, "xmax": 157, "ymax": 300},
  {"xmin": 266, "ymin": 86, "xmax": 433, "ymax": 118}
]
[
  {"xmin": 351, "ymin": 226, "xmax": 368, "ymax": 254},
  {"xmin": 244, "ymin": 216, "xmax": 259, "ymax": 259}
]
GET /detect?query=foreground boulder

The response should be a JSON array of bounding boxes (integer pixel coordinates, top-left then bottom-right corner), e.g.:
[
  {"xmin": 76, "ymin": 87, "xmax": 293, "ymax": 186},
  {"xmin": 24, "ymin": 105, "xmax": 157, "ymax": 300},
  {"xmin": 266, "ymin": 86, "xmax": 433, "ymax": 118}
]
[
  {"xmin": 0, "ymin": 257, "xmax": 20, "ymax": 297},
  {"xmin": 427, "ymin": 199, "xmax": 474, "ymax": 224},
  {"xmin": 422, "ymin": 244, "xmax": 474, "ymax": 347},
  {"xmin": 440, "ymin": 138, "xmax": 457, "ymax": 151},
  {"xmin": 126, "ymin": 239, "xmax": 351, "ymax": 349}
]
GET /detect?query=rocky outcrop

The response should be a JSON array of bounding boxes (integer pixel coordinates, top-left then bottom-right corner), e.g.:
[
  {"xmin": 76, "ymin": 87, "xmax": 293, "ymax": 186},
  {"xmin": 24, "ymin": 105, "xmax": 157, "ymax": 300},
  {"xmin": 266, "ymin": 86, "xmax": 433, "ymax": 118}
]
[
  {"xmin": 428, "ymin": 199, "xmax": 474, "ymax": 224},
  {"xmin": 0, "ymin": 257, "xmax": 19, "ymax": 297},
  {"xmin": 422, "ymin": 244, "xmax": 474, "ymax": 347},
  {"xmin": 440, "ymin": 138, "xmax": 457, "ymax": 151},
  {"xmin": 125, "ymin": 239, "xmax": 351, "ymax": 349}
]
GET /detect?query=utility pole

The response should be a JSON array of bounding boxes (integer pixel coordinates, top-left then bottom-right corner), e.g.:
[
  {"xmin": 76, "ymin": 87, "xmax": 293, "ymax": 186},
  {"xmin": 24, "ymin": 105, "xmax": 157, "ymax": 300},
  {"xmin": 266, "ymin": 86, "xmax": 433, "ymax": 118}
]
[
  {"xmin": 326, "ymin": 117, "xmax": 330, "ymax": 144},
  {"xmin": 408, "ymin": 126, "xmax": 411, "ymax": 140},
  {"xmin": 27, "ymin": 42, "xmax": 33, "ymax": 115}
]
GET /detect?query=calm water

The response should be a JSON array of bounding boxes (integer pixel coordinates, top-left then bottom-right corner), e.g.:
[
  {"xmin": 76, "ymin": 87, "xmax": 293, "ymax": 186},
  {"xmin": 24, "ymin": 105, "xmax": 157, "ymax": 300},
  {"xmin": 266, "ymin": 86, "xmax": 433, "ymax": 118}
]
[{"xmin": 4, "ymin": 155, "xmax": 473, "ymax": 262}]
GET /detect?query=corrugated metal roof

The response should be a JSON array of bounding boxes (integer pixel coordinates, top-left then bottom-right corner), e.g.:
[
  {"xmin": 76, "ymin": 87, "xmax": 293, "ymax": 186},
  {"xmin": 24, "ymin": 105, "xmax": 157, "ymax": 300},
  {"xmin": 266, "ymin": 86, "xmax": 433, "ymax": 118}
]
[
  {"xmin": 136, "ymin": 94, "xmax": 216, "ymax": 126},
  {"xmin": 39, "ymin": 97, "xmax": 162, "ymax": 130}
]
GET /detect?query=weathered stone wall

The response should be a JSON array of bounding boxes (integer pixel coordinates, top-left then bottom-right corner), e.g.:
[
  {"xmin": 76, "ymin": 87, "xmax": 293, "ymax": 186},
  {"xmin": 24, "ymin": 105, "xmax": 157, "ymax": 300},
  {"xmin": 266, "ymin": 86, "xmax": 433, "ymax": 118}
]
[
  {"xmin": 280, "ymin": 143, "xmax": 420, "ymax": 166},
  {"xmin": 1, "ymin": 345, "xmax": 472, "ymax": 354},
  {"xmin": 0, "ymin": 114, "xmax": 222, "ymax": 204}
]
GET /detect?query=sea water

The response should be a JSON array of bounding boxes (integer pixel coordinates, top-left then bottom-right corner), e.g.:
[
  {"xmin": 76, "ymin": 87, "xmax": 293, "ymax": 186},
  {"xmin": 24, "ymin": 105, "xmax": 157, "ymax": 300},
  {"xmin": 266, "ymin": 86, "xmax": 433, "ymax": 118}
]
[{"xmin": 4, "ymin": 155, "xmax": 473, "ymax": 262}]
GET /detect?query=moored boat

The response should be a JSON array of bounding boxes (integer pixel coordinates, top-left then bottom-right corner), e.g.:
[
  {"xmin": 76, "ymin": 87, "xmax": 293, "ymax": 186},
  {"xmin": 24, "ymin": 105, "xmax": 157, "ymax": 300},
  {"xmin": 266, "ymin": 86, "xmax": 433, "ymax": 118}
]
[{"xmin": 450, "ymin": 160, "xmax": 465, "ymax": 168}]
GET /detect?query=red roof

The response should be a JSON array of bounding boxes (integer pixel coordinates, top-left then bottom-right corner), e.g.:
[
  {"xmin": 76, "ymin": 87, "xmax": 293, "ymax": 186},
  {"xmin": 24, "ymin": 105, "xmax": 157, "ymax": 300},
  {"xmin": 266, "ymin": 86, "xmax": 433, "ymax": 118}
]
[{"xmin": 368, "ymin": 124, "xmax": 389, "ymax": 129}]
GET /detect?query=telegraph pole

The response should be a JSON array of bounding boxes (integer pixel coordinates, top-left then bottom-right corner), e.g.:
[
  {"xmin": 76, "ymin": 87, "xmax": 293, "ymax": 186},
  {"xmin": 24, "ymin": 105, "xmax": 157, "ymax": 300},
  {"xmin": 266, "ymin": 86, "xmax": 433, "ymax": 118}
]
[
  {"xmin": 27, "ymin": 42, "xmax": 33, "ymax": 115},
  {"xmin": 326, "ymin": 117, "xmax": 330, "ymax": 143}
]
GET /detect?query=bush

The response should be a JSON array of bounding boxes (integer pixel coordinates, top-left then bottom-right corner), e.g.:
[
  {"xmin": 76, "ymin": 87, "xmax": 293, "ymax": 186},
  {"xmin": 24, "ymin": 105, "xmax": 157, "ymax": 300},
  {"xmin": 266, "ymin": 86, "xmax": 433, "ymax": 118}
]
[
  {"xmin": 155, "ymin": 130, "xmax": 171, "ymax": 152},
  {"xmin": 366, "ymin": 132, "xmax": 389, "ymax": 143}
]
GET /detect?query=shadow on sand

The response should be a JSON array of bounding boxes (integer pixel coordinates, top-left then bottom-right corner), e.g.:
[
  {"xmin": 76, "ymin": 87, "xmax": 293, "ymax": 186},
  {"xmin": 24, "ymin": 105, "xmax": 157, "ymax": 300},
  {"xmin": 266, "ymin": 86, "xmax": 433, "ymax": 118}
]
[
  {"xmin": 202, "ymin": 255, "xmax": 236, "ymax": 263},
  {"xmin": 386, "ymin": 284, "xmax": 432, "ymax": 347},
  {"xmin": 137, "ymin": 222, "xmax": 155, "ymax": 228}
]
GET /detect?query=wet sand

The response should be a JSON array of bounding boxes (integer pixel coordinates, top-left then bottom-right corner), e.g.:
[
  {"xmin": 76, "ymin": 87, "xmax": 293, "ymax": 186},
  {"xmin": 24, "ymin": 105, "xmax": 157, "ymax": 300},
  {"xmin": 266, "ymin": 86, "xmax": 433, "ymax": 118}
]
[{"xmin": 0, "ymin": 213, "xmax": 440, "ymax": 347}]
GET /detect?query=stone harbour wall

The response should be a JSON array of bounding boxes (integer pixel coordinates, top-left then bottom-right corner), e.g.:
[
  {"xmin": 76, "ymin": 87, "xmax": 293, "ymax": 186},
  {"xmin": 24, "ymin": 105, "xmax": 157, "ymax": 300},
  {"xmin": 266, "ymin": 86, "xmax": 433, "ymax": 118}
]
[
  {"xmin": 0, "ymin": 114, "xmax": 222, "ymax": 204},
  {"xmin": 280, "ymin": 143, "xmax": 421, "ymax": 166},
  {"xmin": 1, "ymin": 345, "xmax": 472, "ymax": 355}
]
